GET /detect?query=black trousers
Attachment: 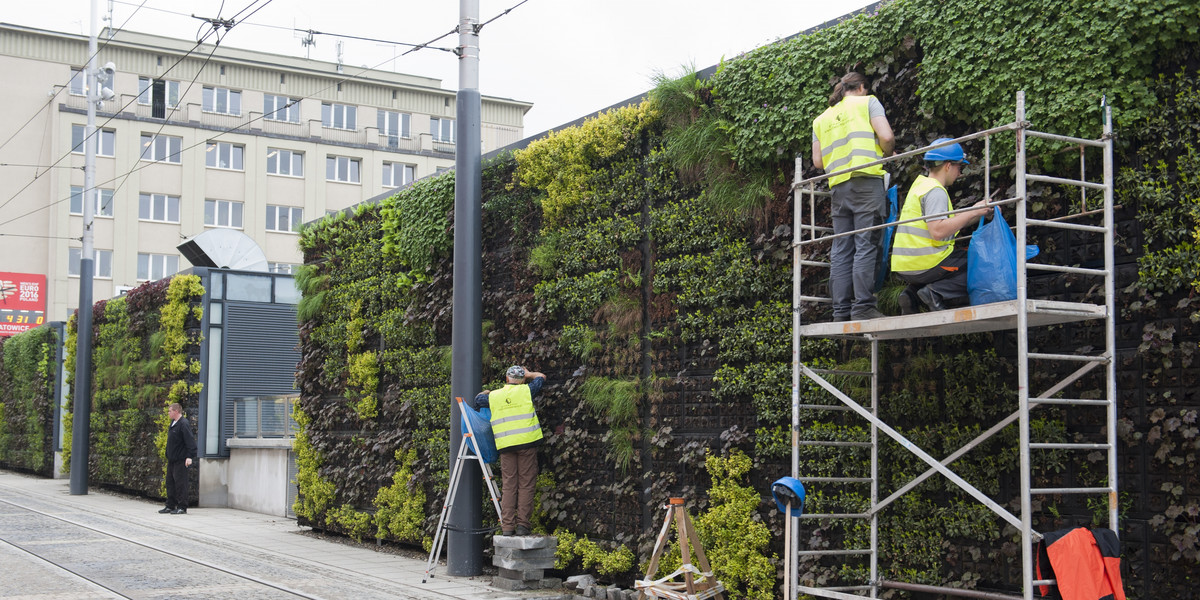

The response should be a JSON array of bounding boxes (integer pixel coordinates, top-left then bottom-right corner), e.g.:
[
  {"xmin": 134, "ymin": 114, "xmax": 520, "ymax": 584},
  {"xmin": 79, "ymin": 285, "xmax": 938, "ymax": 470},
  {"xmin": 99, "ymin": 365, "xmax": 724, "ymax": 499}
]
[{"xmin": 165, "ymin": 460, "xmax": 188, "ymax": 509}]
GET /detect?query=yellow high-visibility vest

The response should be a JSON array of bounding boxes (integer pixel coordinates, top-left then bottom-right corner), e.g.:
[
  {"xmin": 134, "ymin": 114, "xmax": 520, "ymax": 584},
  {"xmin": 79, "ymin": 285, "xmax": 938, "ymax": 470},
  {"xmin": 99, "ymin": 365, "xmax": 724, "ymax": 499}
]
[
  {"xmin": 813, "ymin": 95, "xmax": 885, "ymax": 187},
  {"xmin": 488, "ymin": 384, "xmax": 543, "ymax": 450},
  {"xmin": 891, "ymin": 175, "xmax": 954, "ymax": 273}
]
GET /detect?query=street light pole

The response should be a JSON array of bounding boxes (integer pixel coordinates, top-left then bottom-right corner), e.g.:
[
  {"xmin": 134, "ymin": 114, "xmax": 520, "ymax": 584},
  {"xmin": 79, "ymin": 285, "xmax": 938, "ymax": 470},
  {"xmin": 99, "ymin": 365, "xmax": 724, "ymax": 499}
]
[
  {"xmin": 69, "ymin": 0, "xmax": 101, "ymax": 495},
  {"xmin": 447, "ymin": 0, "xmax": 483, "ymax": 576}
]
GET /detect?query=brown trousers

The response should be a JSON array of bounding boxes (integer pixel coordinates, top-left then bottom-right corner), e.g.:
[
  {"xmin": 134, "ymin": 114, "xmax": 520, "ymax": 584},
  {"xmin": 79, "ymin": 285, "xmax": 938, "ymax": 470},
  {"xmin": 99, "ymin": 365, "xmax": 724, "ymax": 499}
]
[{"xmin": 499, "ymin": 447, "xmax": 538, "ymax": 531}]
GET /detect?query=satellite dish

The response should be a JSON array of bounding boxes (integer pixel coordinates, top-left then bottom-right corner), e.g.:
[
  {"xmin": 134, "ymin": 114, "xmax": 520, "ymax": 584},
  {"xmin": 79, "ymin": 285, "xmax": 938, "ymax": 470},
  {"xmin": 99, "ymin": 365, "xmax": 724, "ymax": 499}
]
[{"xmin": 177, "ymin": 229, "xmax": 269, "ymax": 272}]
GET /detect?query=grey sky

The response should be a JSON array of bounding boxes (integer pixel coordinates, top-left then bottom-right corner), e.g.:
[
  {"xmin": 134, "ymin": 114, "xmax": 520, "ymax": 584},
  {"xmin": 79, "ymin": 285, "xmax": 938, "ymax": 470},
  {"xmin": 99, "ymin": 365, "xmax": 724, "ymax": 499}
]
[{"xmin": 6, "ymin": 0, "xmax": 875, "ymax": 136}]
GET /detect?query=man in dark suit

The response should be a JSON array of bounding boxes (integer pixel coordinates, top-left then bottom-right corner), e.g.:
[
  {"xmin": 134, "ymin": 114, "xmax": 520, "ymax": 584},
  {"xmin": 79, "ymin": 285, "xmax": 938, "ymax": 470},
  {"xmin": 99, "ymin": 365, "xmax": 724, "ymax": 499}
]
[{"xmin": 159, "ymin": 402, "xmax": 196, "ymax": 515}]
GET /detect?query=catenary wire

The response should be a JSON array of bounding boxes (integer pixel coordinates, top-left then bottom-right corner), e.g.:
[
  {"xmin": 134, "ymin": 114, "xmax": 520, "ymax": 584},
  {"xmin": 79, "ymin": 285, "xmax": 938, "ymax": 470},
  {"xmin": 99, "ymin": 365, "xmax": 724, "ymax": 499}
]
[{"xmin": 0, "ymin": 0, "xmax": 529, "ymax": 230}]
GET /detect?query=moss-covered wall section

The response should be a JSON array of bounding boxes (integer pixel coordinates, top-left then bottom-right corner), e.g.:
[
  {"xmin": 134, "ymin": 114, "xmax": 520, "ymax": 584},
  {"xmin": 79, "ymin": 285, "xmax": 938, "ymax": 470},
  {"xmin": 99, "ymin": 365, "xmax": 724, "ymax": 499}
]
[
  {"xmin": 62, "ymin": 275, "xmax": 205, "ymax": 500},
  {"xmin": 0, "ymin": 325, "xmax": 59, "ymax": 476}
]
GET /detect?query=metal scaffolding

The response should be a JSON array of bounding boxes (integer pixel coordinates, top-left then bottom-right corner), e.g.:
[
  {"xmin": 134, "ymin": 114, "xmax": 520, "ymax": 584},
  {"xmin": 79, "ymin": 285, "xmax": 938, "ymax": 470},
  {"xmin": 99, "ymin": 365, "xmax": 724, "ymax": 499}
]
[{"xmin": 785, "ymin": 92, "xmax": 1117, "ymax": 600}]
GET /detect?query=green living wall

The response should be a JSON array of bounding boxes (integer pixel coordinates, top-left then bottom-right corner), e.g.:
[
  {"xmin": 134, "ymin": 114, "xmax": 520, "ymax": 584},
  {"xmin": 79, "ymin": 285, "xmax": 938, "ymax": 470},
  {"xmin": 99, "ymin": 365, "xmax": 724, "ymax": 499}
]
[
  {"xmin": 295, "ymin": 1, "xmax": 1200, "ymax": 598},
  {"xmin": 0, "ymin": 325, "xmax": 59, "ymax": 477},
  {"xmin": 61, "ymin": 275, "xmax": 205, "ymax": 500}
]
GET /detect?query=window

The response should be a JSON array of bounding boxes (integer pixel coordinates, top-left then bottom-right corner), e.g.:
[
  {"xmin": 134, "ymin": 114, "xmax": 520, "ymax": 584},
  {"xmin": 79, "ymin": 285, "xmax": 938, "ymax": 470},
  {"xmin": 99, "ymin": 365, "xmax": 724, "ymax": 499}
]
[
  {"xmin": 377, "ymin": 110, "xmax": 410, "ymax": 146},
  {"xmin": 268, "ymin": 262, "xmax": 298, "ymax": 274},
  {"xmin": 139, "ymin": 193, "xmax": 180, "ymax": 223},
  {"xmin": 140, "ymin": 134, "xmax": 182, "ymax": 163},
  {"xmin": 137, "ymin": 253, "xmax": 179, "ymax": 281},
  {"xmin": 69, "ymin": 68, "xmax": 86, "ymax": 96},
  {"xmin": 204, "ymin": 199, "xmax": 243, "ymax": 228},
  {"xmin": 321, "ymin": 103, "xmax": 357, "ymax": 130},
  {"xmin": 264, "ymin": 94, "xmax": 300, "ymax": 123},
  {"xmin": 68, "ymin": 249, "xmax": 113, "ymax": 278},
  {"xmin": 382, "ymin": 162, "xmax": 415, "ymax": 188},
  {"xmin": 70, "ymin": 186, "xmax": 115, "ymax": 217},
  {"xmin": 202, "ymin": 86, "xmax": 241, "ymax": 115},
  {"xmin": 71, "ymin": 125, "xmax": 115, "ymax": 156},
  {"xmin": 431, "ymin": 117, "xmax": 456, "ymax": 142},
  {"xmin": 266, "ymin": 148, "xmax": 303, "ymax": 177},
  {"xmin": 205, "ymin": 141, "xmax": 244, "ymax": 170},
  {"xmin": 137, "ymin": 77, "xmax": 180, "ymax": 118},
  {"xmin": 266, "ymin": 205, "xmax": 303, "ymax": 233},
  {"xmin": 325, "ymin": 156, "xmax": 360, "ymax": 183}
]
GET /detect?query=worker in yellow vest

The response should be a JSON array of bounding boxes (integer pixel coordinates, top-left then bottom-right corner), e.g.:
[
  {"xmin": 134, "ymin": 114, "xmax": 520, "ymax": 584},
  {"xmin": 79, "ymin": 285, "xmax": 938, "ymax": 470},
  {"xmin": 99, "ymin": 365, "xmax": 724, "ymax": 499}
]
[
  {"xmin": 812, "ymin": 72, "xmax": 895, "ymax": 321},
  {"xmin": 473, "ymin": 365, "xmax": 546, "ymax": 536},
  {"xmin": 891, "ymin": 139, "xmax": 990, "ymax": 313}
]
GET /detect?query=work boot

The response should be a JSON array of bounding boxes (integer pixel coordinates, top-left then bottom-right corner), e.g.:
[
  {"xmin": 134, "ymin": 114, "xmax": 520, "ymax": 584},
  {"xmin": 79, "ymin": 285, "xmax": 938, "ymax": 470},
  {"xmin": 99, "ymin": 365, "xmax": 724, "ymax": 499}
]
[
  {"xmin": 898, "ymin": 288, "xmax": 919, "ymax": 315},
  {"xmin": 852, "ymin": 307, "xmax": 885, "ymax": 320},
  {"xmin": 515, "ymin": 525, "xmax": 531, "ymax": 536},
  {"xmin": 501, "ymin": 530, "xmax": 515, "ymax": 536},
  {"xmin": 917, "ymin": 287, "xmax": 946, "ymax": 312}
]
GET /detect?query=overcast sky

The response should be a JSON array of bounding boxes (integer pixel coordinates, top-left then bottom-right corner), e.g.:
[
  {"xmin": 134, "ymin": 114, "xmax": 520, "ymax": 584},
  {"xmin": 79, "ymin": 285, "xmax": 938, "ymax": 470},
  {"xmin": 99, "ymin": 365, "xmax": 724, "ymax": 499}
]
[{"xmin": 7, "ymin": 0, "xmax": 876, "ymax": 136}]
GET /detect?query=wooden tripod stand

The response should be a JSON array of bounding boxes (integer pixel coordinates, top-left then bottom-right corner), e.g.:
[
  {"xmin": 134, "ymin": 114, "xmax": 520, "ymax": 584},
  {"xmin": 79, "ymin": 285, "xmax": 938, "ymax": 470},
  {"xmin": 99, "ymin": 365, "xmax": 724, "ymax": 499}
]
[{"xmin": 636, "ymin": 498, "xmax": 726, "ymax": 600}]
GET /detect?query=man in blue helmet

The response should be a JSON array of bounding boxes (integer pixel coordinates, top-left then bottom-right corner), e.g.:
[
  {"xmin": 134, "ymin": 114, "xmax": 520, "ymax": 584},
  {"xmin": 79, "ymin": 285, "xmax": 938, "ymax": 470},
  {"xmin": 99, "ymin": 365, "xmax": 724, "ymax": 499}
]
[{"xmin": 890, "ymin": 138, "xmax": 990, "ymax": 312}]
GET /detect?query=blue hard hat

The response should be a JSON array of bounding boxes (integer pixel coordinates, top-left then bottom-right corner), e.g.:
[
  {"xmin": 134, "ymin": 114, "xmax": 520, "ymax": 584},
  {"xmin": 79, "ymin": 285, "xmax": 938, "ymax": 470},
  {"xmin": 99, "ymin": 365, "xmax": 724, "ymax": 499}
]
[{"xmin": 924, "ymin": 138, "xmax": 970, "ymax": 164}]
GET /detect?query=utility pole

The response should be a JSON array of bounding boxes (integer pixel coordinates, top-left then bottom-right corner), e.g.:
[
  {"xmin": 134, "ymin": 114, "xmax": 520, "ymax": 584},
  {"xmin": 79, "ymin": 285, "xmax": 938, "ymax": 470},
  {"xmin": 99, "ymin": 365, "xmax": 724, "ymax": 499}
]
[
  {"xmin": 447, "ymin": 0, "xmax": 483, "ymax": 576},
  {"xmin": 69, "ymin": 0, "xmax": 101, "ymax": 495}
]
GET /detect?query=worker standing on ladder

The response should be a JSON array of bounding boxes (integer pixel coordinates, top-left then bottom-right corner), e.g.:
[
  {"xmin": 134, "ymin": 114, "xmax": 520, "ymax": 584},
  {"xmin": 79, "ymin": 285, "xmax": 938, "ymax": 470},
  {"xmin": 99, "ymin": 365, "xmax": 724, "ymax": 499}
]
[
  {"xmin": 473, "ymin": 365, "xmax": 546, "ymax": 536},
  {"xmin": 891, "ymin": 139, "xmax": 989, "ymax": 312},
  {"xmin": 812, "ymin": 72, "xmax": 895, "ymax": 321}
]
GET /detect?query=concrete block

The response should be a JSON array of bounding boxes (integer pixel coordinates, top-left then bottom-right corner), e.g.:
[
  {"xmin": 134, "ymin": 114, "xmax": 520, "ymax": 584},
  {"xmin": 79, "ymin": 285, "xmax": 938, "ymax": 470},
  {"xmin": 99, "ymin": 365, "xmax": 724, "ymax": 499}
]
[
  {"xmin": 583, "ymin": 585, "xmax": 596, "ymax": 597},
  {"xmin": 493, "ymin": 555, "xmax": 557, "ymax": 570},
  {"xmin": 491, "ymin": 576, "xmax": 530, "ymax": 591},
  {"xmin": 541, "ymin": 577, "xmax": 564, "ymax": 589},
  {"xmin": 567, "ymin": 574, "xmax": 596, "ymax": 590},
  {"xmin": 499, "ymin": 567, "xmax": 544, "ymax": 581},
  {"xmin": 495, "ymin": 545, "xmax": 557, "ymax": 560},
  {"xmin": 606, "ymin": 586, "xmax": 622, "ymax": 600},
  {"xmin": 493, "ymin": 535, "xmax": 557, "ymax": 550},
  {"xmin": 623, "ymin": 589, "xmax": 638, "ymax": 600}
]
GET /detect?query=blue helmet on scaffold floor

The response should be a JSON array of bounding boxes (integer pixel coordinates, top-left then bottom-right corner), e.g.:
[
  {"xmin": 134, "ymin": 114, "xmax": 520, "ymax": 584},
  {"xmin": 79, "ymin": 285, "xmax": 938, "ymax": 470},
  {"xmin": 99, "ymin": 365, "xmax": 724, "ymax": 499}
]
[{"xmin": 924, "ymin": 137, "xmax": 970, "ymax": 164}]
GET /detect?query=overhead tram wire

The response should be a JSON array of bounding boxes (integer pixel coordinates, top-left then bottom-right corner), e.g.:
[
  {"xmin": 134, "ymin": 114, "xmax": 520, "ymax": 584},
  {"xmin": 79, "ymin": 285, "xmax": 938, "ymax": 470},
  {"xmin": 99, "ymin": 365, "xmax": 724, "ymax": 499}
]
[
  {"xmin": 0, "ymin": 0, "xmax": 525, "ymax": 231},
  {"xmin": 0, "ymin": 0, "xmax": 277, "ymax": 222},
  {"xmin": 0, "ymin": 0, "xmax": 152, "ymax": 156},
  {"xmin": 0, "ymin": 17, "xmax": 223, "ymax": 216}
]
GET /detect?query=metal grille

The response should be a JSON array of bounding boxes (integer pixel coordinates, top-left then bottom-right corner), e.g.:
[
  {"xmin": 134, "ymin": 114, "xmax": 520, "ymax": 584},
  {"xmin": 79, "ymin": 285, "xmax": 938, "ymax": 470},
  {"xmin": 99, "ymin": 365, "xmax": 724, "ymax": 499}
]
[{"xmin": 221, "ymin": 302, "xmax": 299, "ymax": 456}]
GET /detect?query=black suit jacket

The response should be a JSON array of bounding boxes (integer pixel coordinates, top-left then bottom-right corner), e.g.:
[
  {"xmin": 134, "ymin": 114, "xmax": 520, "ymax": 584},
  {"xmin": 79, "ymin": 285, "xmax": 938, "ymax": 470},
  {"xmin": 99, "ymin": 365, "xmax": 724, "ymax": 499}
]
[{"xmin": 166, "ymin": 416, "xmax": 197, "ymax": 462}]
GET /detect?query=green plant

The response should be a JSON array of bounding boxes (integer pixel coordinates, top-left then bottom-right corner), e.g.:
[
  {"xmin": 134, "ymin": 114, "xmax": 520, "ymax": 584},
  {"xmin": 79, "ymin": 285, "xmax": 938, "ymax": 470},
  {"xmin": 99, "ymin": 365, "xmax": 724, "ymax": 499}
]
[
  {"xmin": 373, "ymin": 448, "xmax": 427, "ymax": 543},
  {"xmin": 580, "ymin": 376, "xmax": 641, "ymax": 471},
  {"xmin": 554, "ymin": 528, "xmax": 636, "ymax": 577}
]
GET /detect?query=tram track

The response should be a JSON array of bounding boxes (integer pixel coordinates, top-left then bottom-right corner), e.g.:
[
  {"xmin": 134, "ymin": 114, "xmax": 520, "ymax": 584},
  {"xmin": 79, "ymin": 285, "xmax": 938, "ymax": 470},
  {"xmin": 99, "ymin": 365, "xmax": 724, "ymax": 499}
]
[{"xmin": 0, "ymin": 490, "xmax": 477, "ymax": 600}]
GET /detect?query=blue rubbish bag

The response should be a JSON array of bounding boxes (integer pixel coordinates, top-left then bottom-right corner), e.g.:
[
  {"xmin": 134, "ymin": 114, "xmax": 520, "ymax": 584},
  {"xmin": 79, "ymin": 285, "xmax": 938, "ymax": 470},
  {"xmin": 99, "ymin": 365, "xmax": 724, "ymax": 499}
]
[
  {"xmin": 875, "ymin": 185, "xmax": 900, "ymax": 292},
  {"xmin": 967, "ymin": 207, "xmax": 1040, "ymax": 305},
  {"xmin": 460, "ymin": 404, "xmax": 498, "ymax": 464}
]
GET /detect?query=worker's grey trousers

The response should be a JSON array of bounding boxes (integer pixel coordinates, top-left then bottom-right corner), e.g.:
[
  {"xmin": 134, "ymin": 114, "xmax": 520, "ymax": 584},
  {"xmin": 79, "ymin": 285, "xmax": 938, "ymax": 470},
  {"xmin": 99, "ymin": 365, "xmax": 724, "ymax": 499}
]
[{"xmin": 830, "ymin": 176, "xmax": 885, "ymax": 318}]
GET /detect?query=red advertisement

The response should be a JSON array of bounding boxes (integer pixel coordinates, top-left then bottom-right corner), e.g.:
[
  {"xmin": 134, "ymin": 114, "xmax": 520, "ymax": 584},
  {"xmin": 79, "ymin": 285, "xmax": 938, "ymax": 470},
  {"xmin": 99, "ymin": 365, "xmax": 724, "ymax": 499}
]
[{"xmin": 0, "ymin": 272, "xmax": 47, "ymax": 337}]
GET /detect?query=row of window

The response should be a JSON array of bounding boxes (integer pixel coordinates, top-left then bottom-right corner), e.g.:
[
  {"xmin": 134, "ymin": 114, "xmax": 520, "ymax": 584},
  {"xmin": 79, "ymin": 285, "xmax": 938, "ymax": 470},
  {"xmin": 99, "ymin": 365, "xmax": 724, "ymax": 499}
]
[
  {"xmin": 70, "ymin": 125, "xmax": 418, "ymax": 186},
  {"xmin": 71, "ymin": 71, "xmax": 453, "ymax": 140},
  {"xmin": 69, "ymin": 188, "xmax": 301, "ymax": 232},
  {"xmin": 67, "ymin": 247, "xmax": 297, "ymax": 281}
]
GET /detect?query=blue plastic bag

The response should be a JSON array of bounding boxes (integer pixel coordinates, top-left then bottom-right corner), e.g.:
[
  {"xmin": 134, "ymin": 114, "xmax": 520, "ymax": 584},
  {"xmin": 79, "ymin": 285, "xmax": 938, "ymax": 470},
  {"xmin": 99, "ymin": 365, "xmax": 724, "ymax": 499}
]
[
  {"xmin": 460, "ymin": 404, "xmax": 498, "ymax": 464},
  {"xmin": 875, "ymin": 185, "xmax": 900, "ymax": 292},
  {"xmin": 967, "ymin": 207, "xmax": 1040, "ymax": 305}
]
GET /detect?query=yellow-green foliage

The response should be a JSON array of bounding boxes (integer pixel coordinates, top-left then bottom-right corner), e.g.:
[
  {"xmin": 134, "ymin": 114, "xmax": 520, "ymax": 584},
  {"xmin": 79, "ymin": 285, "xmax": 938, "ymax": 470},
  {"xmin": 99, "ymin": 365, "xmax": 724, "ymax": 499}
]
[
  {"xmin": 161, "ymin": 275, "xmax": 205, "ymax": 377},
  {"xmin": 329, "ymin": 503, "xmax": 373, "ymax": 542},
  {"xmin": 657, "ymin": 450, "xmax": 775, "ymax": 600},
  {"xmin": 347, "ymin": 351, "xmax": 379, "ymax": 419},
  {"xmin": 60, "ymin": 315, "xmax": 78, "ymax": 473},
  {"xmin": 516, "ymin": 103, "xmax": 659, "ymax": 226},
  {"xmin": 292, "ymin": 404, "xmax": 336, "ymax": 521},
  {"xmin": 373, "ymin": 448, "xmax": 427, "ymax": 544},
  {"xmin": 553, "ymin": 528, "xmax": 636, "ymax": 576}
]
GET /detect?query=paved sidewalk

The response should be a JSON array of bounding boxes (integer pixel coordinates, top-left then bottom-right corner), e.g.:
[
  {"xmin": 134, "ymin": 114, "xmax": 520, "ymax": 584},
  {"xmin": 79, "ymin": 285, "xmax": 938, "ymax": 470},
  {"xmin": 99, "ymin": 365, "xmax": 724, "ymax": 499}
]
[{"xmin": 0, "ymin": 470, "xmax": 566, "ymax": 600}]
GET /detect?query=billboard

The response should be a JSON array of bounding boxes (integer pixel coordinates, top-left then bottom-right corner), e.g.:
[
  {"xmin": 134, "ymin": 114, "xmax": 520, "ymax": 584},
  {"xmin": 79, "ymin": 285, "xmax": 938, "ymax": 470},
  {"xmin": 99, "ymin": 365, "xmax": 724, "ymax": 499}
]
[{"xmin": 0, "ymin": 272, "xmax": 47, "ymax": 337}]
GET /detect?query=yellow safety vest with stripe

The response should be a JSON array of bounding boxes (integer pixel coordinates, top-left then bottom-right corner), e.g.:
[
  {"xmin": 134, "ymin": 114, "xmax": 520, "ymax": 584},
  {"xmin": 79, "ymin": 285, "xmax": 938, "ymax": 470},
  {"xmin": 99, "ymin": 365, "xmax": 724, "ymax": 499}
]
[
  {"xmin": 488, "ymin": 384, "xmax": 543, "ymax": 450},
  {"xmin": 813, "ymin": 95, "xmax": 885, "ymax": 187},
  {"xmin": 891, "ymin": 175, "xmax": 954, "ymax": 273}
]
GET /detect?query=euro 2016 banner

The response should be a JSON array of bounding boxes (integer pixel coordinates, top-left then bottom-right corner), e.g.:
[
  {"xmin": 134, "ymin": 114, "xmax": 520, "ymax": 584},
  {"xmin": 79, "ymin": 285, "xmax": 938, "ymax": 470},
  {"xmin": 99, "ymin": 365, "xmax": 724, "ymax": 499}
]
[{"xmin": 0, "ymin": 272, "xmax": 47, "ymax": 337}]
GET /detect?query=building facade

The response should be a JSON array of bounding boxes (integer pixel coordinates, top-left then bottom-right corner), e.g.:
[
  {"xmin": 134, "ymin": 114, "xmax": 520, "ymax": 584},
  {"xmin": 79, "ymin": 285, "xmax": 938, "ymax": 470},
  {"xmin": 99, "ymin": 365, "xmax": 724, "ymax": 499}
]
[{"xmin": 0, "ymin": 23, "xmax": 532, "ymax": 321}]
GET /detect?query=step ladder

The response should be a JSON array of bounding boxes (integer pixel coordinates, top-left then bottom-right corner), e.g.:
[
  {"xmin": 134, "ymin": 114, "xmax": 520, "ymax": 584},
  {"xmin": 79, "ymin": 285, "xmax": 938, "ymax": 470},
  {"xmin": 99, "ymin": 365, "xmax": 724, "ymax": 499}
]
[{"xmin": 423, "ymin": 396, "xmax": 503, "ymax": 583}]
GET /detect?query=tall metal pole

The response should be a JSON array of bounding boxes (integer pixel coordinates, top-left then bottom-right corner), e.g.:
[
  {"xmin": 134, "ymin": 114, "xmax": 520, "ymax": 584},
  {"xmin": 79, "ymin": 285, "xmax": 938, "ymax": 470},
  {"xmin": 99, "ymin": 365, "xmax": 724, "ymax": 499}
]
[
  {"xmin": 1014, "ymin": 91, "xmax": 1033, "ymax": 600},
  {"xmin": 447, "ymin": 0, "xmax": 483, "ymax": 576},
  {"xmin": 69, "ymin": 0, "xmax": 100, "ymax": 496}
]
